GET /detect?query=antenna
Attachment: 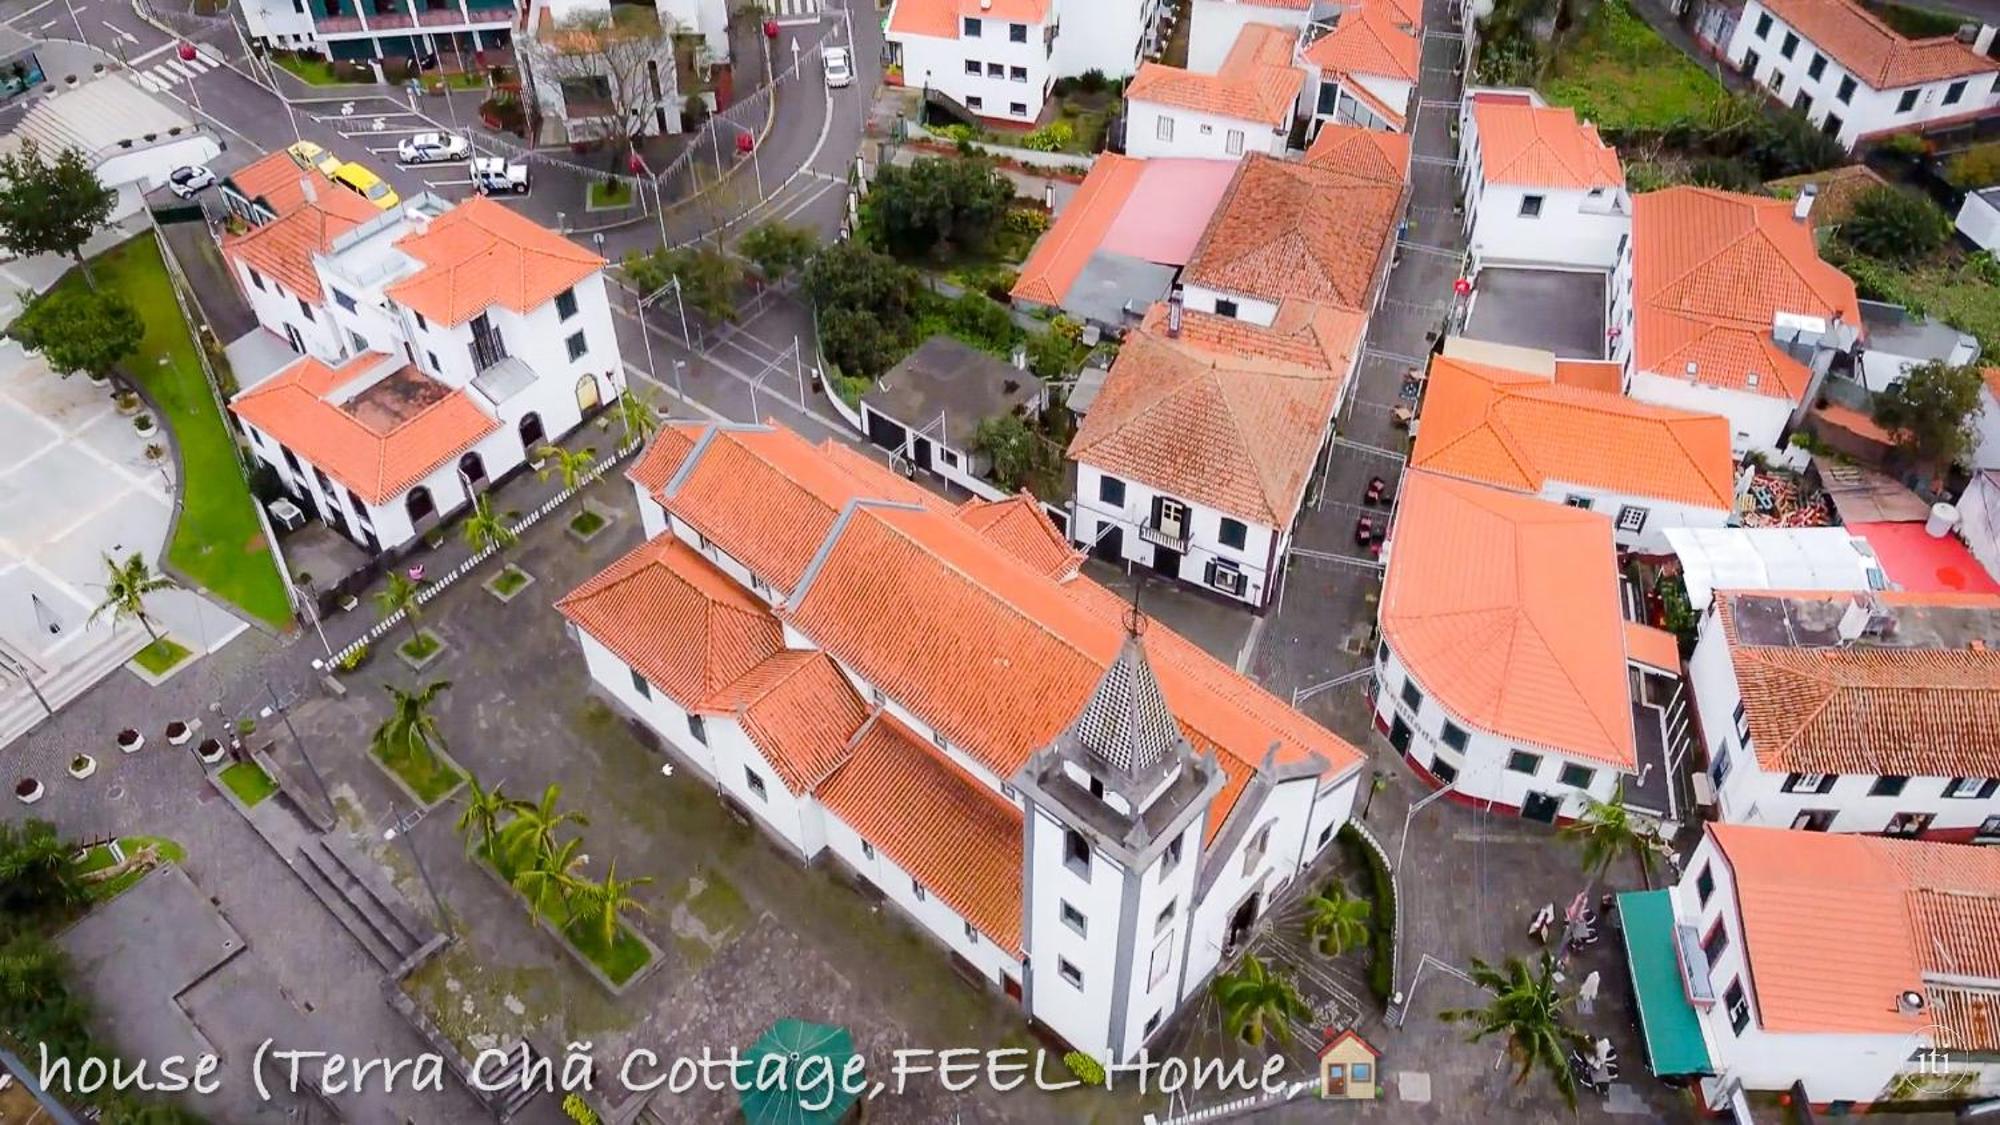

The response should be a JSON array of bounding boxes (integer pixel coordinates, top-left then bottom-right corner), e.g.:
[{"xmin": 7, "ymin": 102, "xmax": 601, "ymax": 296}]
[{"xmin": 1124, "ymin": 574, "xmax": 1149, "ymax": 638}]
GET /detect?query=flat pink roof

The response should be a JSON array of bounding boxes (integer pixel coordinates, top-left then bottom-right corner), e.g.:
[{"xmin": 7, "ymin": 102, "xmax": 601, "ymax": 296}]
[
  {"xmin": 1850, "ymin": 521, "xmax": 2000, "ymax": 595},
  {"xmin": 1099, "ymin": 158, "xmax": 1241, "ymax": 267}
]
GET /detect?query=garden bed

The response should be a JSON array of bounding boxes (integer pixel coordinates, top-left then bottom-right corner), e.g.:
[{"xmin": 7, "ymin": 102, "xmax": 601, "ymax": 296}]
[
  {"xmin": 74, "ymin": 836, "xmax": 186, "ymax": 902},
  {"xmin": 567, "ymin": 505, "xmax": 613, "ymax": 543},
  {"xmin": 132, "ymin": 637, "xmax": 193, "ymax": 676},
  {"xmin": 587, "ymin": 180, "xmax": 633, "ymax": 209},
  {"xmin": 477, "ymin": 824, "xmax": 659, "ymax": 992},
  {"xmin": 369, "ymin": 729, "xmax": 466, "ymax": 807},
  {"xmin": 484, "ymin": 564, "xmax": 536, "ymax": 603},
  {"xmin": 397, "ymin": 629, "xmax": 447, "ymax": 671},
  {"xmin": 1338, "ymin": 824, "xmax": 1397, "ymax": 1005},
  {"xmin": 219, "ymin": 760, "xmax": 278, "ymax": 808},
  {"xmin": 1541, "ymin": 0, "xmax": 1731, "ymax": 131}
]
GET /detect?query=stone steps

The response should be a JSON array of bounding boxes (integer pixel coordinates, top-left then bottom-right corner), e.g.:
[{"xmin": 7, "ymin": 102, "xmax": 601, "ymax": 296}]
[
  {"xmin": 0, "ymin": 626, "xmax": 149, "ymax": 748},
  {"xmin": 294, "ymin": 837, "xmax": 430, "ymax": 972}
]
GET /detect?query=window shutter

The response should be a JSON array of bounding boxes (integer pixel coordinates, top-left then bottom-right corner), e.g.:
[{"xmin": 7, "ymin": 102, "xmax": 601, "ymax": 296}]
[
  {"xmin": 1149, "ymin": 495, "xmax": 1164, "ymax": 527},
  {"xmin": 1981, "ymin": 778, "xmax": 2000, "ymax": 799},
  {"xmin": 1203, "ymin": 559, "xmax": 1217, "ymax": 586}
]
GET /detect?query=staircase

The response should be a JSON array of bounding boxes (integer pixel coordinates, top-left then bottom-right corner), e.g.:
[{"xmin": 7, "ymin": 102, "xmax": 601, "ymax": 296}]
[
  {"xmin": 292, "ymin": 834, "xmax": 436, "ymax": 973},
  {"xmin": 0, "ymin": 626, "xmax": 149, "ymax": 748}
]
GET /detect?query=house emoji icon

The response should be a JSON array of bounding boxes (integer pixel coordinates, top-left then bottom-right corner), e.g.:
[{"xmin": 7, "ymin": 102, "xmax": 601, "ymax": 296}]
[{"xmin": 1318, "ymin": 1029, "xmax": 1380, "ymax": 1100}]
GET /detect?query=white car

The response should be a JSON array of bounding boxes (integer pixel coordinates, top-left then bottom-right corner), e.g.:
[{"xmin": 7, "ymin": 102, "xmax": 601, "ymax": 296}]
[
  {"xmin": 822, "ymin": 46, "xmax": 852, "ymax": 89},
  {"xmin": 167, "ymin": 165, "xmax": 216, "ymax": 198},
  {"xmin": 469, "ymin": 156, "xmax": 530, "ymax": 195},
  {"xmin": 397, "ymin": 132, "xmax": 471, "ymax": 165}
]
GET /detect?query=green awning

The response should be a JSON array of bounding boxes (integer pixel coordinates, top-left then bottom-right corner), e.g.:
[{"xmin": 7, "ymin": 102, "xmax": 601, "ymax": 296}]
[
  {"xmin": 1617, "ymin": 890, "xmax": 1714, "ymax": 1077},
  {"xmin": 739, "ymin": 1019, "xmax": 861, "ymax": 1125}
]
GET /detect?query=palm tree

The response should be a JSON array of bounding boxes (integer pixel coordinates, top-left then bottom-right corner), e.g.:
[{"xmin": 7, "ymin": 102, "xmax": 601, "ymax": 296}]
[
  {"xmin": 461, "ymin": 494, "xmax": 517, "ymax": 555},
  {"xmin": 88, "ymin": 552, "xmax": 174, "ymax": 643},
  {"xmin": 1440, "ymin": 952, "xmax": 1583, "ymax": 1109},
  {"xmin": 568, "ymin": 858, "xmax": 653, "ymax": 949},
  {"xmin": 373, "ymin": 571, "xmax": 427, "ymax": 649},
  {"xmin": 1562, "ymin": 784, "xmax": 1657, "ymax": 886},
  {"xmin": 535, "ymin": 444, "xmax": 598, "ymax": 492},
  {"xmin": 513, "ymin": 836, "xmax": 586, "ymax": 921},
  {"xmin": 1211, "ymin": 955, "xmax": 1310, "ymax": 1048},
  {"xmin": 616, "ymin": 386, "xmax": 662, "ymax": 449},
  {"xmin": 371, "ymin": 680, "xmax": 452, "ymax": 774},
  {"xmin": 453, "ymin": 775, "xmax": 529, "ymax": 859},
  {"xmin": 506, "ymin": 784, "xmax": 589, "ymax": 880},
  {"xmin": 1302, "ymin": 881, "xmax": 1373, "ymax": 958}
]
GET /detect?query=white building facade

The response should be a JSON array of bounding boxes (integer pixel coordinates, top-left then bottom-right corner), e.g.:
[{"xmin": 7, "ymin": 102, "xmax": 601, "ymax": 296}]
[{"xmin": 1457, "ymin": 91, "xmax": 1629, "ymax": 271}]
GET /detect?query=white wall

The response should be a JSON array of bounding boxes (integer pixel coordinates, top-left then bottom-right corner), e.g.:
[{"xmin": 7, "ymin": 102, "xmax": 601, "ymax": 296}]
[
  {"xmin": 890, "ymin": 13, "xmax": 1056, "ymax": 122},
  {"xmin": 98, "ymin": 135, "xmax": 222, "ymax": 194},
  {"xmin": 1724, "ymin": 0, "xmax": 2000, "ymax": 150},
  {"xmin": 824, "ymin": 806, "xmax": 1024, "ymax": 985},
  {"xmin": 242, "ymin": 0, "xmax": 317, "ymax": 46},
  {"xmin": 1372, "ymin": 640, "xmax": 1628, "ymax": 817},
  {"xmin": 1117, "ymin": 818, "xmax": 1203, "ymax": 1059},
  {"xmin": 1529, "ymin": 479, "xmax": 1732, "ymax": 554},
  {"xmin": 1071, "ymin": 461, "xmax": 1283, "ymax": 606},
  {"xmin": 1179, "ymin": 775, "xmax": 1317, "ymax": 999},
  {"xmin": 1628, "ymin": 370, "xmax": 1796, "ymax": 454},
  {"xmin": 1187, "ymin": 0, "xmax": 1307, "ymax": 72},
  {"xmin": 1124, "ymin": 99, "xmax": 1288, "ymax": 159},
  {"xmin": 1178, "ymin": 282, "xmax": 1280, "ymax": 327},
  {"xmin": 656, "ymin": 0, "xmax": 730, "ymax": 64},
  {"xmin": 1973, "ymin": 387, "xmax": 2000, "ymax": 471},
  {"xmin": 1462, "ymin": 170, "xmax": 1629, "ymax": 272},
  {"xmin": 1958, "ymin": 191, "xmax": 2000, "ymax": 253},
  {"xmin": 1026, "ymin": 805, "xmax": 1128, "ymax": 1060},
  {"xmin": 1053, "ymin": 0, "xmax": 1160, "ymax": 79},
  {"xmin": 1672, "ymin": 833, "xmax": 1923, "ymax": 1103},
  {"xmin": 1854, "ymin": 332, "xmax": 1980, "ymax": 393},
  {"xmin": 235, "ymin": 257, "xmax": 345, "ymax": 364}
]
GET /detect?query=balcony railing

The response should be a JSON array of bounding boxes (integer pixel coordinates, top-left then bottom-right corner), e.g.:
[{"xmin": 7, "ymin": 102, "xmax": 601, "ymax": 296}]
[{"xmin": 1138, "ymin": 522, "xmax": 1189, "ymax": 553}]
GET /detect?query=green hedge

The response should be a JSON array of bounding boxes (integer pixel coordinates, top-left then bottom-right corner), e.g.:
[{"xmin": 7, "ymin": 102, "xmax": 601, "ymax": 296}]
[{"xmin": 1339, "ymin": 823, "xmax": 1397, "ymax": 1004}]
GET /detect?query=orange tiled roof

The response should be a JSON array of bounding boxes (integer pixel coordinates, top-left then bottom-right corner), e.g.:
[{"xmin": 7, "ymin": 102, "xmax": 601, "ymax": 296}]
[
  {"xmin": 1552, "ymin": 359, "xmax": 1625, "ymax": 393},
  {"xmin": 229, "ymin": 354, "xmax": 497, "ymax": 505},
  {"xmin": 1410, "ymin": 354, "xmax": 1736, "ymax": 510},
  {"xmin": 227, "ymin": 150, "xmax": 341, "ymax": 218},
  {"xmin": 1708, "ymin": 823, "xmax": 2000, "ymax": 1037},
  {"xmin": 817, "ymin": 712, "xmax": 1025, "ymax": 950},
  {"xmin": 955, "ymin": 495, "xmax": 1083, "ymax": 580},
  {"xmin": 1302, "ymin": 122, "xmax": 1411, "ymax": 180},
  {"xmin": 385, "ymin": 196, "xmax": 604, "ymax": 327},
  {"xmin": 1716, "ymin": 590, "xmax": 2000, "ymax": 777},
  {"xmin": 1068, "ymin": 302, "xmax": 1363, "ymax": 526},
  {"xmin": 1631, "ymin": 187, "xmax": 1861, "ymax": 402},
  {"xmin": 1470, "ymin": 100, "xmax": 1623, "ymax": 189},
  {"xmin": 1381, "ymin": 471, "xmax": 1636, "ymax": 767},
  {"xmin": 1181, "ymin": 151, "xmax": 1403, "ymax": 310},
  {"xmin": 222, "ymin": 191, "xmax": 379, "ymax": 303},
  {"xmin": 703, "ymin": 650, "xmax": 871, "ymax": 794},
  {"xmin": 554, "ymin": 535, "xmax": 784, "ymax": 708},
  {"xmin": 1010, "ymin": 154, "xmax": 1146, "ymax": 306},
  {"xmin": 626, "ymin": 424, "xmax": 946, "ymax": 593},
  {"xmin": 887, "ymin": 0, "xmax": 1049, "ymax": 39},
  {"xmin": 1302, "ymin": 4, "xmax": 1419, "ymax": 83},
  {"xmin": 1758, "ymin": 0, "xmax": 1997, "ymax": 88},
  {"xmin": 1982, "ymin": 366, "xmax": 2000, "ymax": 402},
  {"xmin": 1624, "ymin": 621, "xmax": 1682, "ymax": 672},
  {"xmin": 1126, "ymin": 23, "xmax": 1305, "ymax": 126}
]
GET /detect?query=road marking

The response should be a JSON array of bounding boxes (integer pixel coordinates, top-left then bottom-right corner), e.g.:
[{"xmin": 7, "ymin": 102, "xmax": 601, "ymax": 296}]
[
  {"xmin": 158, "ymin": 59, "xmax": 192, "ymax": 79},
  {"xmin": 132, "ymin": 72, "xmax": 162, "ymax": 92},
  {"xmin": 102, "ymin": 20, "xmax": 139, "ymax": 43},
  {"xmin": 4, "ymin": 0, "xmax": 57, "ymax": 26},
  {"xmin": 130, "ymin": 40, "xmax": 177, "ymax": 65},
  {"xmin": 625, "ymin": 362, "xmax": 728, "ymax": 423},
  {"xmin": 36, "ymin": 16, "xmax": 57, "ymax": 30},
  {"xmin": 613, "ymin": 304, "xmax": 849, "ymax": 435}
]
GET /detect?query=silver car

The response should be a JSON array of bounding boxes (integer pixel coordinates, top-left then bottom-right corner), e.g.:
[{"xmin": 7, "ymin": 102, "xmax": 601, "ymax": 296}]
[
  {"xmin": 397, "ymin": 132, "xmax": 471, "ymax": 165},
  {"xmin": 167, "ymin": 165, "xmax": 215, "ymax": 198},
  {"xmin": 822, "ymin": 46, "xmax": 852, "ymax": 89}
]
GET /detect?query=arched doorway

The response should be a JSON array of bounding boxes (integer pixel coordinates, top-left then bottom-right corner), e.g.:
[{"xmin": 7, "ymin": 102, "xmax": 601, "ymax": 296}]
[
  {"xmin": 574, "ymin": 374, "xmax": 601, "ymax": 414},
  {"xmin": 406, "ymin": 485, "xmax": 435, "ymax": 525},
  {"xmin": 518, "ymin": 412, "xmax": 545, "ymax": 453},
  {"xmin": 459, "ymin": 450, "xmax": 487, "ymax": 488}
]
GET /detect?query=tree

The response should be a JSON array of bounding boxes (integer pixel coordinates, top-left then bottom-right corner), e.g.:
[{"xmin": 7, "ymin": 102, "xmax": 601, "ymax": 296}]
[
  {"xmin": 1026, "ymin": 328, "xmax": 1078, "ymax": 378},
  {"xmin": 374, "ymin": 570, "xmax": 428, "ymax": 649},
  {"xmin": 520, "ymin": 6, "xmax": 671, "ymax": 164},
  {"xmin": 568, "ymin": 858, "xmax": 653, "ymax": 949},
  {"xmin": 0, "ymin": 139, "xmax": 117, "ymax": 286},
  {"xmin": 617, "ymin": 384, "xmax": 662, "ymax": 448},
  {"xmin": 1872, "ymin": 359, "xmax": 1986, "ymax": 473},
  {"xmin": 9, "ymin": 288, "xmax": 143, "ymax": 381},
  {"xmin": 453, "ymin": 775, "xmax": 530, "ymax": 859},
  {"xmin": 866, "ymin": 156, "xmax": 1014, "ymax": 258},
  {"xmin": 535, "ymin": 443, "xmax": 599, "ymax": 491},
  {"xmin": 0, "ymin": 820, "xmax": 82, "ymax": 933},
  {"xmin": 372, "ymin": 681, "xmax": 453, "ymax": 777},
  {"xmin": 1945, "ymin": 141, "xmax": 2000, "ymax": 191},
  {"xmin": 1560, "ymin": 783, "xmax": 1657, "ymax": 886},
  {"xmin": 1440, "ymin": 953, "xmax": 1584, "ymax": 1109},
  {"xmin": 1211, "ymin": 955, "xmax": 1310, "ymax": 1047},
  {"xmin": 973, "ymin": 414, "xmax": 1037, "ymax": 492},
  {"xmin": 625, "ymin": 245, "xmax": 741, "ymax": 323},
  {"xmin": 461, "ymin": 494, "xmax": 517, "ymax": 556},
  {"xmin": 1840, "ymin": 185, "xmax": 1951, "ymax": 263},
  {"xmin": 805, "ymin": 242, "xmax": 923, "ymax": 379},
  {"xmin": 513, "ymin": 836, "xmax": 586, "ymax": 920},
  {"xmin": 88, "ymin": 552, "xmax": 173, "ymax": 644},
  {"xmin": 738, "ymin": 221, "xmax": 818, "ymax": 284},
  {"xmin": 506, "ymin": 784, "xmax": 590, "ymax": 880},
  {"xmin": 1302, "ymin": 881, "xmax": 1373, "ymax": 958}
]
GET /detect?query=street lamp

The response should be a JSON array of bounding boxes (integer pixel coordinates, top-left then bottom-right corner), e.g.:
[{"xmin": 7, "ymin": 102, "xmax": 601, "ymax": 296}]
[{"xmin": 383, "ymin": 804, "xmax": 451, "ymax": 934}]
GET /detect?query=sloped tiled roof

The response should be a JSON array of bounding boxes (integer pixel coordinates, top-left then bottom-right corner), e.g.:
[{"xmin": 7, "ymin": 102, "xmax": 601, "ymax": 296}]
[
  {"xmin": 817, "ymin": 713, "xmax": 1025, "ymax": 951},
  {"xmin": 1181, "ymin": 151, "xmax": 1403, "ymax": 310},
  {"xmin": 1759, "ymin": 0, "xmax": 1997, "ymax": 88},
  {"xmin": 1470, "ymin": 100, "xmax": 1623, "ymax": 189},
  {"xmin": 222, "ymin": 191, "xmax": 379, "ymax": 302},
  {"xmin": 1010, "ymin": 154, "xmax": 1146, "ymax": 306},
  {"xmin": 1301, "ymin": 121, "xmax": 1411, "ymax": 181},
  {"xmin": 1709, "ymin": 823, "xmax": 2000, "ymax": 1039},
  {"xmin": 1631, "ymin": 187, "xmax": 1861, "ymax": 402},
  {"xmin": 1068, "ymin": 302, "xmax": 1363, "ymax": 526},
  {"xmin": 887, "ymin": 0, "xmax": 1048, "ymax": 39},
  {"xmin": 1302, "ymin": 3, "xmax": 1419, "ymax": 83},
  {"xmin": 228, "ymin": 353, "xmax": 497, "ymax": 505},
  {"xmin": 1381, "ymin": 471, "xmax": 1636, "ymax": 767},
  {"xmin": 1126, "ymin": 23, "xmax": 1306, "ymax": 126},
  {"xmin": 385, "ymin": 196, "xmax": 604, "ymax": 326},
  {"xmin": 1716, "ymin": 590, "xmax": 2000, "ymax": 777},
  {"xmin": 1410, "ymin": 354, "xmax": 1736, "ymax": 510},
  {"xmin": 226, "ymin": 150, "xmax": 342, "ymax": 218},
  {"xmin": 702, "ymin": 650, "xmax": 871, "ymax": 794},
  {"xmin": 955, "ymin": 495, "xmax": 1083, "ymax": 580},
  {"xmin": 554, "ymin": 536, "xmax": 785, "ymax": 707}
]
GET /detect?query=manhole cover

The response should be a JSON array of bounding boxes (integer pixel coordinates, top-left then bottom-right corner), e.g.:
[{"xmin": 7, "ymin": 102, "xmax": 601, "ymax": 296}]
[{"xmin": 105, "ymin": 785, "xmax": 125, "ymax": 801}]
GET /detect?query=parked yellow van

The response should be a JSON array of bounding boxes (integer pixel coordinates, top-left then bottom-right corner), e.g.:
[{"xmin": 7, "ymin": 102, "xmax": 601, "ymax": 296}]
[
  {"xmin": 331, "ymin": 161, "xmax": 400, "ymax": 210},
  {"xmin": 286, "ymin": 141, "xmax": 342, "ymax": 178}
]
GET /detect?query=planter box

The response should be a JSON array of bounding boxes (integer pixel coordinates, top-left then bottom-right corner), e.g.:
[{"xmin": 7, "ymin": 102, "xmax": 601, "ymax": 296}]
[
  {"xmin": 396, "ymin": 629, "xmax": 447, "ymax": 672},
  {"xmin": 368, "ymin": 737, "xmax": 467, "ymax": 810},
  {"xmin": 117, "ymin": 730, "xmax": 144, "ymax": 754},
  {"xmin": 483, "ymin": 565, "xmax": 537, "ymax": 604},
  {"xmin": 566, "ymin": 503, "xmax": 615, "ymax": 545},
  {"xmin": 469, "ymin": 856, "xmax": 661, "ymax": 998},
  {"xmin": 15, "ymin": 779, "xmax": 43, "ymax": 805},
  {"xmin": 166, "ymin": 721, "xmax": 193, "ymax": 746},
  {"xmin": 68, "ymin": 756, "xmax": 97, "ymax": 780}
]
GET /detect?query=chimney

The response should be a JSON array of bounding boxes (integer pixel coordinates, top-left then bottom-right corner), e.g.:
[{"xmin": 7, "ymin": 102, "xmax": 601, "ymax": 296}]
[
  {"xmin": 1166, "ymin": 294, "xmax": 1184, "ymax": 338},
  {"xmin": 1684, "ymin": 360, "xmax": 1697, "ymax": 383},
  {"xmin": 1792, "ymin": 183, "xmax": 1818, "ymax": 224},
  {"xmin": 301, "ymin": 177, "xmax": 316, "ymax": 203}
]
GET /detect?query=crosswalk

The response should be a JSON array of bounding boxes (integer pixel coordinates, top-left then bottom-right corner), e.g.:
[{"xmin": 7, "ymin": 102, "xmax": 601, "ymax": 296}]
[
  {"xmin": 768, "ymin": 0, "xmax": 822, "ymax": 16},
  {"xmin": 130, "ymin": 47, "xmax": 224, "ymax": 94}
]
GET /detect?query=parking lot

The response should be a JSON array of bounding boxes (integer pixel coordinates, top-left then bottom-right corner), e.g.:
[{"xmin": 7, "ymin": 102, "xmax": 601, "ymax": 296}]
[{"xmin": 1462, "ymin": 267, "xmax": 1609, "ymax": 360}]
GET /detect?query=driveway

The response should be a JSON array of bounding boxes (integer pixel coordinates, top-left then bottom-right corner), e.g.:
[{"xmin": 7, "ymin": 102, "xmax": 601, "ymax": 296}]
[{"xmin": 1463, "ymin": 268, "xmax": 1608, "ymax": 360}]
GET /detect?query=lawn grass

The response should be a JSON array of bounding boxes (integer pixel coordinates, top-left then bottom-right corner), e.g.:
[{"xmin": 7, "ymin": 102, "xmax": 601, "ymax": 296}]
[
  {"xmin": 132, "ymin": 637, "xmax": 193, "ymax": 675},
  {"xmin": 588, "ymin": 180, "xmax": 633, "ymax": 208},
  {"xmin": 273, "ymin": 54, "xmax": 343, "ymax": 86},
  {"xmin": 54, "ymin": 239, "xmax": 293, "ymax": 629},
  {"xmin": 219, "ymin": 760, "xmax": 278, "ymax": 807},
  {"xmin": 398, "ymin": 631, "xmax": 443, "ymax": 661},
  {"xmin": 1829, "ymin": 245, "xmax": 2000, "ymax": 357},
  {"xmin": 492, "ymin": 566, "xmax": 530, "ymax": 596},
  {"xmin": 481, "ymin": 825, "xmax": 654, "ymax": 986},
  {"xmin": 569, "ymin": 509, "xmax": 607, "ymax": 536},
  {"xmin": 370, "ymin": 734, "xmax": 463, "ymax": 805},
  {"xmin": 1543, "ymin": 0, "xmax": 1732, "ymax": 131},
  {"xmin": 75, "ymin": 836, "xmax": 188, "ymax": 902}
]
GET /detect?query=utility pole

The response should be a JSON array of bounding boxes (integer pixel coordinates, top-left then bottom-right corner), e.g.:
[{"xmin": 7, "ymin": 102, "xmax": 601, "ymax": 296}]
[
  {"xmin": 266, "ymin": 681, "xmax": 336, "ymax": 819},
  {"xmin": 384, "ymin": 804, "xmax": 451, "ymax": 934}
]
